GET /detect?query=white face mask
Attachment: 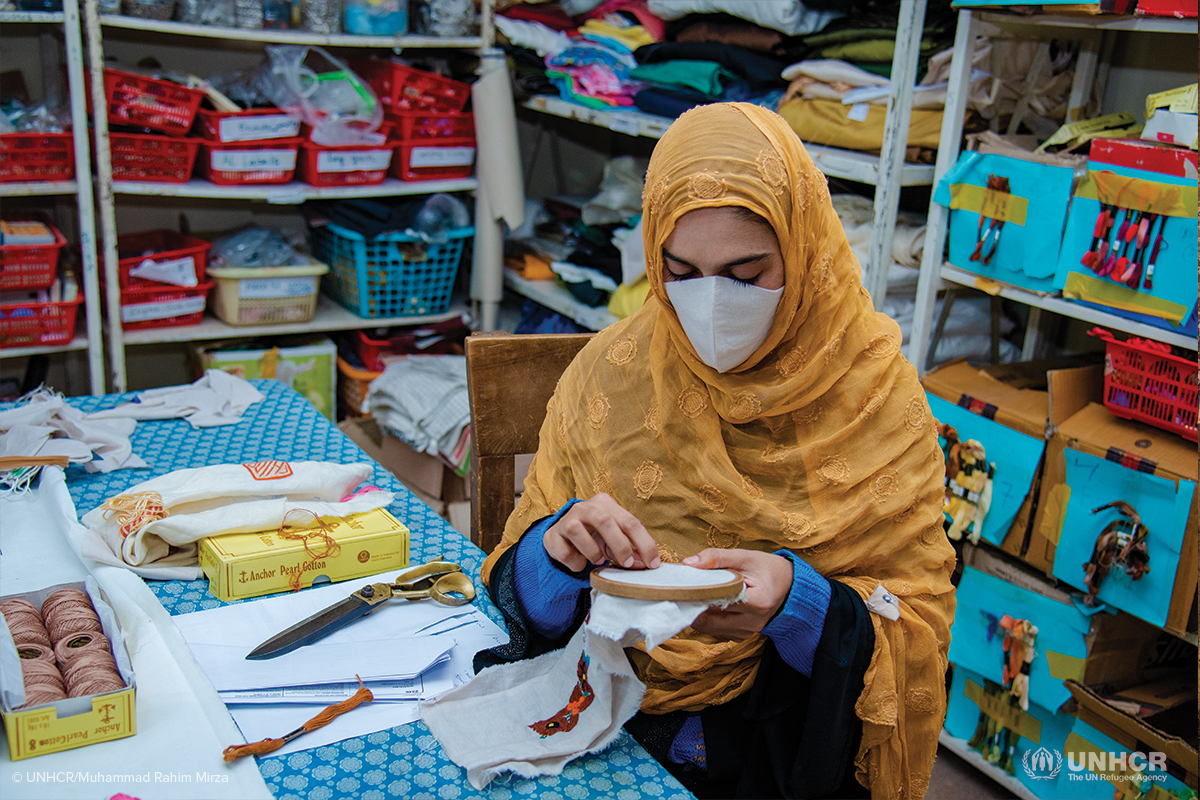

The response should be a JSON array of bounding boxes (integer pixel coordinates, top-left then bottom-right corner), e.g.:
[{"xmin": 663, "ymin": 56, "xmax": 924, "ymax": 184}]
[{"xmin": 664, "ymin": 275, "xmax": 783, "ymax": 373}]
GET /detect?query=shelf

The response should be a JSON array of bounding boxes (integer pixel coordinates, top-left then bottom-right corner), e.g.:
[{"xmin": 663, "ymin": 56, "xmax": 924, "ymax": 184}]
[
  {"xmin": 98, "ymin": 15, "xmax": 482, "ymax": 48},
  {"xmin": 938, "ymin": 731, "xmax": 1042, "ymax": 800},
  {"xmin": 504, "ymin": 270, "xmax": 618, "ymax": 332},
  {"xmin": 111, "ymin": 176, "xmax": 478, "ymax": 203},
  {"xmin": 0, "ymin": 11, "xmax": 65, "ymax": 23},
  {"xmin": 522, "ymin": 94, "xmax": 937, "ymax": 187},
  {"xmin": 0, "ymin": 334, "xmax": 88, "ymax": 359},
  {"xmin": 978, "ymin": 11, "xmax": 1198, "ymax": 34},
  {"xmin": 120, "ymin": 293, "xmax": 467, "ymax": 345},
  {"xmin": 0, "ymin": 180, "xmax": 78, "ymax": 197},
  {"xmin": 940, "ymin": 264, "xmax": 1198, "ymax": 352}
]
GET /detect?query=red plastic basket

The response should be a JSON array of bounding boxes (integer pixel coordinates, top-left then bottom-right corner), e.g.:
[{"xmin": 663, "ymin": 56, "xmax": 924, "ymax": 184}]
[
  {"xmin": 1089, "ymin": 327, "xmax": 1198, "ymax": 442},
  {"xmin": 0, "ymin": 132, "xmax": 75, "ymax": 183},
  {"xmin": 115, "ymin": 229, "xmax": 210, "ymax": 290},
  {"xmin": 390, "ymin": 138, "xmax": 476, "ymax": 182},
  {"xmin": 119, "ymin": 282, "xmax": 212, "ymax": 330},
  {"xmin": 298, "ymin": 140, "xmax": 393, "ymax": 187},
  {"xmin": 195, "ymin": 107, "xmax": 301, "ymax": 143},
  {"xmin": 197, "ymin": 139, "xmax": 302, "ymax": 185},
  {"xmin": 350, "ymin": 59, "xmax": 470, "ymax": 112},
  {"xmin": 336, "ymin": 356, "xmax": 381, "ymax": 419},
  {"xmin": 99, "ymin": 68, "xmax": 206, "ymax": 135},
  {"xmin": 0, "ymin": 216, "xmax": 67, "ymax": 291},
  {"xmin": 0, "ymin": 294, "xmax": 83, "ymax": 349},
  {"xmin": 353, "ymin": 320, "xmax": 469, "ymax": 371},
  {"xmin": 109, "ymin": 132, "xmax": 201, "ymax": 183},
  {"xmin": 385, "ymin": 110, "xmax": 474, "ymax": 141}
]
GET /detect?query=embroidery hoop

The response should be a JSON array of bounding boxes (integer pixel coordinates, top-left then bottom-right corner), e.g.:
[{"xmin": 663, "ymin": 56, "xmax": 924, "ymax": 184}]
[{"xmin": 590, "ymin": 563, "xmax": 744, "ymax": 601}]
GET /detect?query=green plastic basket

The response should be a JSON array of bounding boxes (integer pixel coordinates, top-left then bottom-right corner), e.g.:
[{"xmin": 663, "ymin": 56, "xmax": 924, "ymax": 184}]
[{"xmin": 311, "ymin": 222, "xmax": 471, "ymax": 318}]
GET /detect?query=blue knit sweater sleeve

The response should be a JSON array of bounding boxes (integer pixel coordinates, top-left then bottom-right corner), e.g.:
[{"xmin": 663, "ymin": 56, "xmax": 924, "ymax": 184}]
[
  {"xmin": 512, "ymin": 499, "xmax": 592, "ymax": 639},
  {"xmin": 760, "ymin": 550, "xmax": 832, "ymax": 678}
]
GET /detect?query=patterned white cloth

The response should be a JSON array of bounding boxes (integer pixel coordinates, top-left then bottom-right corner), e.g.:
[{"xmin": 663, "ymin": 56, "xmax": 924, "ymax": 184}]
[{"xmin": 365, "ymin": 355, "xmax": 469, "ymax": 464}]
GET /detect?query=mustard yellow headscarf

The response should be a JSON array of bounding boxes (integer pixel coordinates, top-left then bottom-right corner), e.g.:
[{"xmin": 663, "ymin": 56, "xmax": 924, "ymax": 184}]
[{"xmin": 483, "ymin": 103, "xmax": 956, "ymax": 799}]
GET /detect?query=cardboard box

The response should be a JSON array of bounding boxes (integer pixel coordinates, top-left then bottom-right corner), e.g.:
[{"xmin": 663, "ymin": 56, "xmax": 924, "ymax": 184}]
[
  {"xmin": 0, "ymin": 581, "xmax": 136, "ymax": 761},
  {"xmin": 198, "ymin": 508, "xmax": 409, "ymax": 601},
  {"xmin": 1030, "ymin": 403, "xmax": 1198, "ymax": 635},
  {"xmin": 923, "ymin": 358, "xmax": 1103, "ymax": 557},
  {"xmin": 1058, "ymin": 717, "xmax": 1197, "ymax": 799},
  {"xmin": 194, "ymin": 338, "xmax": 337, "ymax": 421}
]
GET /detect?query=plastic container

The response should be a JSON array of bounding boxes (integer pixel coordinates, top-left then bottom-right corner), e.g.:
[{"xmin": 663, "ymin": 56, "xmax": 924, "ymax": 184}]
[
  {"xmin": 349, "ymin": 59, "xmax": 471, "ymax": 112},
  {"xmin": 311, "ymin": 221, "xmax": 472, "ymax": 318},
  {"xmin": 0, "ymin": 294, "xmax": 82, "ymax": 349},
  {"xmin": 195, "ymin": 107, "xmax": 301, "ymax": 143},
  {"xmin": 336, "ymin": 355, "xmax": 381, "ymax": 418},
  {"xmin": 109, "ymin": 132, "xmax": 201, "ymax": 183},
  {"xmin": 115, "ymin": 229, "xmax": 210, "ymax": 290},
  {"xmin": 1089, "ymin": 327, "xmax": 1198, "ymax": 442},
  {"xmin": 119, "ymin": 282, "xmax": 213, "ymax": 330},
  {"xmin": 390, "ymin": 137, "xmax": 475, "ymax": 182},
  {"xmin": 386, "ymin": 109, "xmax": 474, "ymax": 141},
  {"xmin": 0, "ymin": 217, "xmax": 67, "ymax": 291},
  {"xmin": 207, "ymin": 257, "xmax": 330, "ymax": 326},
  {"xmin": 353, "ymin": 318, "xmax": 469, "ymax": 370},
  {"xmin": 344, "ymin": 0, "xmax": 407, "ymax": 35},
  {"xmin": 298, "ymin": 140, "xmax": 393, "ymax": 187},
  {"xmin": 197, "ymin": 138, "xmax": 302, "ymax": 185},
  {"xmin": 99, "ymin": 68, "xmax": 205, "ymax": 135},
  {"xmin": 0, "ymin": 132, "xmax": 75, "ymax": 183}
]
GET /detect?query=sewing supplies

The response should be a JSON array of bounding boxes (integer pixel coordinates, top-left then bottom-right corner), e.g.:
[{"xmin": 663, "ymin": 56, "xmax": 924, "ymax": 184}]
[
  {"xmin": 969, "ymin": 175, "xmax": 1010, "ymax": 266},
  {"xmin": 1142, "ymin": 213, "xmax": 1167, "ymax": 290},
  {"xmin": 1083, "ymin": 501, "xmax": 1151, "ymax": 605},
  {"xmin": 1080, "ymin": 203, "xmax": 1113, "ymax": 269},
  {"xmin": 590, "ymin": 563, "xmax": 745, "ymax": 601},
  {"xmin": 938, "ymin": 422, "xmax": 994, "ymax": 544},
  {"xmin": 222, "ymin": 676, "xmax": 374, "ymax": 762},
  {"xmin": 245, "ymin": 557, "xmax": 475, "ymax": 660}
]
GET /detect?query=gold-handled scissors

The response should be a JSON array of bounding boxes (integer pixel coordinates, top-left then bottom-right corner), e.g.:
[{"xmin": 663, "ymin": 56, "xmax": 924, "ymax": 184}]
[{"xmin": 245, "ymin": 557, "xmax": 476, "ymax": 660}]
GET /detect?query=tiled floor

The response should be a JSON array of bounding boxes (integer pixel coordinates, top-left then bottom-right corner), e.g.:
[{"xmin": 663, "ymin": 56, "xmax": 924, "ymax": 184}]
[{"xmin": 927, "ymin": 745, "xmax": 1018, "ymax": 799}]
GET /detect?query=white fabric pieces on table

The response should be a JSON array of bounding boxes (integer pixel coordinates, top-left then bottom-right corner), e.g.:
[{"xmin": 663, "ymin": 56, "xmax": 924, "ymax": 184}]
[
  {"xmin": 78, "ymin": 461, "xmax": 391, "ymax": 580},
  {"xmin": 87, "ymin": 369, "xmax": 265, "ymax": 429},
  {"xmin": 0, "ymin": 467, "xmax": 272, "ymax": 799},
  {"xmin": 0, "ymin": 390, "xmax": 143, "ymax": 473},
  {"xmin": 421, "ymin": 588, "xmax": 728, "ymax": 789},
  {"xmin": 365, "ymin": 355, "xmax": 470, "ymax": 464}
]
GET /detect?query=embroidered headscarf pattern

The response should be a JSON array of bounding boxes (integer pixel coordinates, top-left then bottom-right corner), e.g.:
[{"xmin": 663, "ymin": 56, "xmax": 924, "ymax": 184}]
[{"xmin": 483, "ymin": 103, "xmax": 954, "ymax": 800}]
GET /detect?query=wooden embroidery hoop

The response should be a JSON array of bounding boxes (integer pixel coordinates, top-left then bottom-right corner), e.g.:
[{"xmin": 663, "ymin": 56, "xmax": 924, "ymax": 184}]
[{"xmin": 590, "ymin": 564, "xmax": 744, "ymax": 601}]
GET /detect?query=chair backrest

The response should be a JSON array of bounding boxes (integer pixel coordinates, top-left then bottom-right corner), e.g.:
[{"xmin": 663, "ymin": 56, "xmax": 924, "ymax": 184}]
[{"xmin": 465, "ymin": 331, "xmax": 593, "ymax": 554}]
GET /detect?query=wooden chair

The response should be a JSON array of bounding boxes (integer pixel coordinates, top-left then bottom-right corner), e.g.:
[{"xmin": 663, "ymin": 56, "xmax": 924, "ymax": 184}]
[{"xmin": 465, "ymin": 331, "xmax": 593, "ymax": 554}]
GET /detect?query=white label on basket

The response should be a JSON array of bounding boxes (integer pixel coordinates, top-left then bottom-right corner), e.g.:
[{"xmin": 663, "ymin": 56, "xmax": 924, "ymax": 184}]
[
  {"xmin": 218, "ymin": 115, "xmax": 300, "ymax": 142},
  {"xmin": 316, "ymin": 149, "xmax": 392, "ymax": 173},
  {"xmin": 210, "ymin": 149, "xmax": 298, "ymax": 172},
  {"xmin": 238, "ymin": 276, "xmax": 318, "ymax": 299},
  {"xmin": 121, "ymin": 295, "xmax": 206, "ymax": 323},
  {"xmin": 610, "ymin": 113, "xmax": 640, "ymax": 137},
  {"xmin": 129, "ymin": 256, "xmax": 198, "ymax": 287},
  {"xmin": 409, "ymin": 146, "xmax": 476, "ymax": 168}
]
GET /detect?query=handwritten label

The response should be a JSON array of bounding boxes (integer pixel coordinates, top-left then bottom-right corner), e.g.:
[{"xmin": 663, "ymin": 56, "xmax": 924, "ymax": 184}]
[
  {"xmin": 316, "ymin": 149, "xmax": 392, "ymax": 173},
  {"xmin": 211, "ymin": 149, "xmax": 297, "ymax": 173},
  {"xmin": 121, "ymin": 295, "xmax": 206, "ymax": 323},
  {"xmin": 218, "ymin": 115, "xmax": 299, "ymax": 142},
  {"xmin": 609, "ymin": 114, "xmax": 640, "ymax": 136},
  {"xmin": 409, "ymin": 146, "xmax": 475, "ymax": 168},
  {"xmin": 238, "ymin": 276, "xmax": 318, "ymax": 299},
  {"xmin": 129, "ymin": 255, "xmax": 198, "ymax": 287}
]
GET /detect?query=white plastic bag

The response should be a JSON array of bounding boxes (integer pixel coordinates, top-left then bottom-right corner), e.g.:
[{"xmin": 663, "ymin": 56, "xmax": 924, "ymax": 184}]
[{"xmin": 258, "ymin": 46, "xmax": 383, "ymax": 146}]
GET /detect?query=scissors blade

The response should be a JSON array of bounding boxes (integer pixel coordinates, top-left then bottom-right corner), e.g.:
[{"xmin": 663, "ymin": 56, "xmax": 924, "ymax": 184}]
[{"xmin": 245, "ymin": 594, "xmax": 375, "ymax": 660}]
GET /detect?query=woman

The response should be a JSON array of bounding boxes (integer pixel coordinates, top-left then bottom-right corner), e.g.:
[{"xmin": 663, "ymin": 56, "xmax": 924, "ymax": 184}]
[{"xmin": 479, "ymin": 102, "xmax": 956, "ymax": 800}]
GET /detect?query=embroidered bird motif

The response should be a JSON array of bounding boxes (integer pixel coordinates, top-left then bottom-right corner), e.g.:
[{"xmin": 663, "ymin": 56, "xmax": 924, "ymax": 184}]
[{"xmin": 529, "ymin": 651, "xmax": 594, "ymax": 737}]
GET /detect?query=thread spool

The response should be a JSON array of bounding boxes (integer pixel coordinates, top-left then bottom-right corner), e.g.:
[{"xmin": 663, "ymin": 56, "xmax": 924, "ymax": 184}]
[
  {"xmin": 0, "ymin": 598, "xmax": 52, "ymax": 648},
  {"xmin": 15, "ymin": 643, "xmax": 67, "ymax": 709},
  {"xmin": 41, "ymin": 588, "xmax": 103, "ymax": 645},
  {"xmin": 55, "ymin": 633, "xmax": 125, "ymax": 698}
]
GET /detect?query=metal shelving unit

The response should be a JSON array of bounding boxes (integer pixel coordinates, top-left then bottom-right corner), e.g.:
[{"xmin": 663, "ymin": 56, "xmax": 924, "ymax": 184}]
[
  {"xmin": 0, "ymin": 1, "xmax": 105, "ymax": 395},
  {"xmin": 909, "ymin": 10, "xmax": 1199, "ymax": 376},
  {"xmin": 82, "ymin": 1, "xmax": 498, "ymax": 391},
  {"xmin": 513, "ymin": 0, "xmax": 934, "ymax": 329}
]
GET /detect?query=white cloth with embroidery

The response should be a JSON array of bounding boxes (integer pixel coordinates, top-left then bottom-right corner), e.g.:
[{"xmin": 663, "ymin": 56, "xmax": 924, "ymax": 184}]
[
  {"xmin": 420, "ymin": 590, "xmax": 725, "ymax": 789},
  {"xmin": 79, "ymin": 461, "xmax": 393, "ymax": 580}
]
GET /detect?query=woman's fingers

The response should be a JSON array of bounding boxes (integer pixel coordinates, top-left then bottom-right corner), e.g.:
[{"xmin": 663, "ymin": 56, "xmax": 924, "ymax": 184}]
[{"xmin": 543, "ymin": 494, "xmax": 660, "ymax": 572}]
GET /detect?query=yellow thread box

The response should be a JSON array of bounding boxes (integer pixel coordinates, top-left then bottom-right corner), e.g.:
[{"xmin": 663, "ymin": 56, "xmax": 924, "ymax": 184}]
[
  {"xmin": 198, "ymin": 507, "xmax": 410, "ymax": 601},
  {"xmin": 1, "ymin": 581, "xmax": 137, "ymax": 761}
]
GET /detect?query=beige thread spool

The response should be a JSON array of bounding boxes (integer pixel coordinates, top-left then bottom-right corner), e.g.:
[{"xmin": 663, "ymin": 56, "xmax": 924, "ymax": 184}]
[
  {"xmin": 41, "ymin": 588, "xmax": 103, "ymax": 645},
  {"xmin": 0, "ymin": 598, "xmax": 52, "ymax": 648},
  {"xmin": 55, "ymin": 633, "xmax": 125, "ymax": 698},
  {"xmin": 15, "ymin": 643, "xmax": 67, "ymax": 708}
]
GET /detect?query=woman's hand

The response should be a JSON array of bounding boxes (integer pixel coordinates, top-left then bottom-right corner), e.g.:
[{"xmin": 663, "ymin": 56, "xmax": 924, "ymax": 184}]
[
  {"xmin": 543, "ymin": 494, "xmax": 661, "ymax": 573},
  {"xmin": 683, "ymin": 549, "xmax": 794, "ymax": 641}
]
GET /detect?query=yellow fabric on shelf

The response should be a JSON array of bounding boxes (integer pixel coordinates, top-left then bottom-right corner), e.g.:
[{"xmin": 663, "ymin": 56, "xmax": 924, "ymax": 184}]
[
  {"xmin": 608, "ymin": 276, "xmax": 651, "ymax": 319},
  {"xmin": 777, "ymin": 96, "xmax": 944, "ymax": 152}
]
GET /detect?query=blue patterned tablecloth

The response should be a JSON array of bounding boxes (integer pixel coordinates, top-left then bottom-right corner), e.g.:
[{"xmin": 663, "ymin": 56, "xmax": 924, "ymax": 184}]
[{"xmin": 57, "ymin": 380, "xmax": 691, "ymax": 800}]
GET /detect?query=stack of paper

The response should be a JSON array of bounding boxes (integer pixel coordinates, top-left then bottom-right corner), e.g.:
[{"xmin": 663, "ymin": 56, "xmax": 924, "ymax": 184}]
[{"xmin": 174, "ymin": 569, "xmax": 507, "ymax": 756}]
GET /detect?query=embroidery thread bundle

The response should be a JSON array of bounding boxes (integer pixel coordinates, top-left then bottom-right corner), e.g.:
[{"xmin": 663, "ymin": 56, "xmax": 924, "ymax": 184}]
[{"xmin": 1, "ymin": 590, "xmax": 126, "ymax": 709}]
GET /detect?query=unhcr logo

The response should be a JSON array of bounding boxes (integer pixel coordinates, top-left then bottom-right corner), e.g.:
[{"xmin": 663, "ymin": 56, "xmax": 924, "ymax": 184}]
[{"xmin": 1023, "ymin": 747, "xmax": 1062, "ymax": 780}]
